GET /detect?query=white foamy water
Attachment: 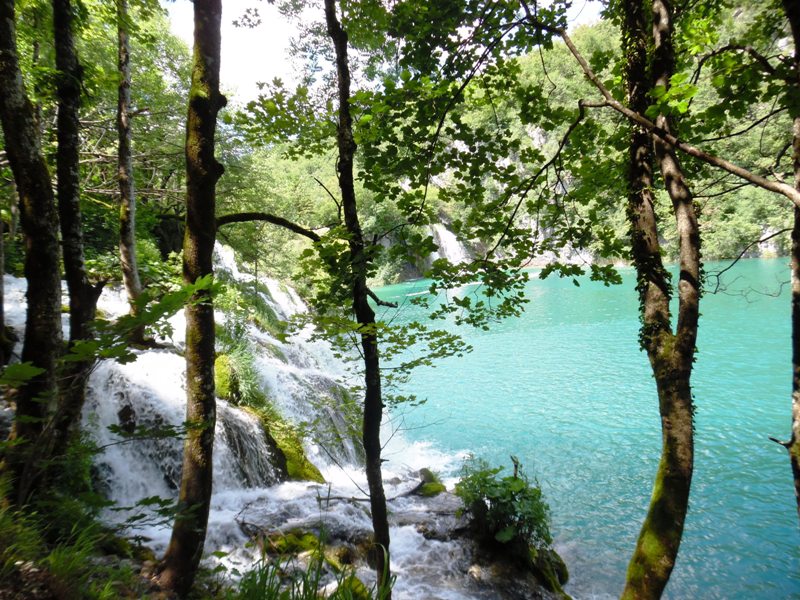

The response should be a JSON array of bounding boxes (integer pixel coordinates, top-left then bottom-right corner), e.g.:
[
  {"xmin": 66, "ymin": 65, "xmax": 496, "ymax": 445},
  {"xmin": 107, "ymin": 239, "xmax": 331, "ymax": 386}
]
[
  {"xmin": 430, "ymin": 224, "xmax": 470, "ymax": 265},
  {"xmin": 2, "ymin": 246, "xmax": 497, "ymax": 599}
]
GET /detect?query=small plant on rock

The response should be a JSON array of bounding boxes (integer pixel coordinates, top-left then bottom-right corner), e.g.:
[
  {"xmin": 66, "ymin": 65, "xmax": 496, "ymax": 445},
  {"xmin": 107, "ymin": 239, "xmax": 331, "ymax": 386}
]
[{"xmin": 455, "ymin": 455, "xmax": 551, "ymax": 548}]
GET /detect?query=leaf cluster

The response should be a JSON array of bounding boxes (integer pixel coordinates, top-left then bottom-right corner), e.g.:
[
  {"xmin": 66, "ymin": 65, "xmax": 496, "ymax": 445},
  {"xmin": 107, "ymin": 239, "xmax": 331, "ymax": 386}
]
[{"xmin": 455, "ymin": 456, "xmax": 552, "ymax": 549}]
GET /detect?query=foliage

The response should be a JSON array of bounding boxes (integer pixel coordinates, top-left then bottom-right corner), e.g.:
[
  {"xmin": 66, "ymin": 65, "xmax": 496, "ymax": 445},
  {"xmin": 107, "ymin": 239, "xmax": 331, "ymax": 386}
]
[
  {"xmin": 455, "ymin": 456, "xmax": 552, "ymax": 549},
  {"xmin": 0, "ymin": 476, "xmax": 146, "ymax": 599},
  {"xmin": 61, "ymin": 275, "xmax": 217, "ymax": 366},
  {"xmin": 227, "ymin": 552, "xmax": 392, "ymax": 600}
]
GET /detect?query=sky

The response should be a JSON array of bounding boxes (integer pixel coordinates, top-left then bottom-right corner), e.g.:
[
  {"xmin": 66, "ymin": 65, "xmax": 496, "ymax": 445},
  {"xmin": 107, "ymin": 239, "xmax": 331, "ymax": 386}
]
[{"xmin": 165, "ymin": 0, "xmax": 603, "ymax": 104}]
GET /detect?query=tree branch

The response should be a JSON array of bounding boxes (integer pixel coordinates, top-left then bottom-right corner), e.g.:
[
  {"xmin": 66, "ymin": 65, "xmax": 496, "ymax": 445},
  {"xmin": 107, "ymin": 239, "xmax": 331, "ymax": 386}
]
[
  {"xmin": 695, "ymin": 106, "xmax": 787, "ymax": 144},
  {"xmin": 313, "ymin": 175, "xmax": 342, "ymax": 222},
  {"xmin": 367, "ymin": 288, "xmax": 398, "ymax": 308},
  {"xmin": 692, "ymin": 44, "xmax": 779, "ymax": 85},
  {"xmin": 706, "ymin": 228, "xmax": 792, "ymax": 293},
  {"xmin": 216, "ymin": 212, "xmax": 321, "ymax": 242},
  {"xmin": 487, "ymin": 98, "xmax": 590, "ymax": 257},
  {"xmin": 216, "ymin": 211, "xmax": 397, "ymax": 307},
  {"xmin": 520, "ymin": 11, "xmax": 800, "ymax": 208}
]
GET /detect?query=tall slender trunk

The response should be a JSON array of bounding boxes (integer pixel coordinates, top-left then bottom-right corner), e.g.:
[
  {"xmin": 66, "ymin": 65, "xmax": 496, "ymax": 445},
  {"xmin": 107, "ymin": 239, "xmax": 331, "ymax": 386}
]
[
  {"xmin": 324, "ymin": 0, "xmax": 391, "ymax": 592},
  {"xmin": 156, "ymin": 0, "xmax": 224, "ymax": 595},
  {"xmin": 0, "ymin": 213, "xmax": 5, "ymax": 366},
  {"xmin": 0, "ymin": 0, "xmax": 63, "ymax": 505},
  {"xmin": 50, "ymin": 0, "xmax": 104, "ymax": 464},
  {"xmin": 621, "ymin": 0, "xmax": 699, "ymax": 597},
  {"xmin": 780, "ymin": 0, "xmax": 800, "ymax": 523},
  {"xmin": 117, "ymin": 0, "xmax": 143, "ymax": 311}
]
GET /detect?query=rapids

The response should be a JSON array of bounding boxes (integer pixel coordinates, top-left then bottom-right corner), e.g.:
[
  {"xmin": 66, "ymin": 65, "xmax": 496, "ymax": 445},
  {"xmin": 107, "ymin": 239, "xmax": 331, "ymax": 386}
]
[{"xmin": 2, "ymin": 246, "xmax": 519, "ymax": 600}]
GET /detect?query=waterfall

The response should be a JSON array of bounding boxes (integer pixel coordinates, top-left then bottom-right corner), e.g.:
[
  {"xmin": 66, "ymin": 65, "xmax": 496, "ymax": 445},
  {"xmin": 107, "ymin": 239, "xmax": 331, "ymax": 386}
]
[
  {"xmin": 430, "ymin": 223, "xmax": 470, "ymax": 265},
  {"xmin": 1, "ymin": 245, "xmax": 517, "ymax": 599},
  {"xmin": 83, "ymin": 353, "xmax": 283, "ymax": 502}
]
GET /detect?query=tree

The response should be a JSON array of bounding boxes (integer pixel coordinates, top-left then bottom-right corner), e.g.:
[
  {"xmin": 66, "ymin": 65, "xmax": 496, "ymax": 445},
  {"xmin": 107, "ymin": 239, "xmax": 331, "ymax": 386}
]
[
  {"xmin": 0, "ymin": 0, "xmax": 64, "ymax": 505},
  {"xmin": 117, "ymin": 0, "xmax": 144, "ymax": 321},
  {"xmin": 546, "ymin": 1, "xmax": 800, "ymax": 530},
  {"xmin": 324, "ymin": 0, "xmax": 391, "ymax": 589},
  {"xmin": 616, "ymin": 0, "xmax": 699, "ymax": 596},
  {"xmin": 156, "ymin": 0, "xmax": 224, "ymax": 594},
  {"xmin": 776, "ymin": 0, "xmax": 800, "ymax": 523},
  {"xmin": 50, "ymin": 0, "xmax": 105, "ymax": 464}
]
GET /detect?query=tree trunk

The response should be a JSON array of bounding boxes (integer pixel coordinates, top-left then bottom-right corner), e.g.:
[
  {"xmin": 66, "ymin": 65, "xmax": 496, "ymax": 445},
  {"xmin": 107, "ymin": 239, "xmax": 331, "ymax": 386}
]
[
  {"xmin": 780, "ymin": 0, "xmax": 800, "ymax": 523},
  {"xmin": 0, "ymin": 0, "xmax": 63, "ymax": 505},
  {"xmin": 156, "ymin": 0, "xmax": 224, "ymax": 595},
  {"xmin": 117, "ymin": 0, "xmax": 144, "ymax": 312},
  {"xmin": 324, "ymin": 0, "xmax": 391, "ymax": 592},
  {"xmin": 50, "ymin": 0, "xmax": 104, "ymax": 465},
  {"xmin": 620, "ymin": 0, "xmax": 699, "ymax": 597},
  {"xmin": 0, "ymin": 216, "xmax": 5, "ymax": 366}
]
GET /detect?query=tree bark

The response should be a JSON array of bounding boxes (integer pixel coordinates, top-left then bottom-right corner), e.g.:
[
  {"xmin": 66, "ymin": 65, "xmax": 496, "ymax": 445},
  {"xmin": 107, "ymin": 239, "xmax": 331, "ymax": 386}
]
[
  {"xmin": 0, "ymin": 0, "xmax": 63, "ymax": 505},
  {"xmin": 50, "ymin": 0, "xmax": 105, "ymax": 465},
  {"xmin": 117, "ymin": 0, "xmax": 144, "ymax": 312},
  {"xmin": 620, "ymin": 0, "xmax": 698, "ymax": 597},
  {"xmin": 780, "ymin": 0, "xmax": 800, "ymax": 524},
  {"xmin": 324, "ymin": 0, "xmax": 392, "ymax": 592},
  {"xmin": 157, "ymin": 0, "xmax": 224, "ymax": 595}
]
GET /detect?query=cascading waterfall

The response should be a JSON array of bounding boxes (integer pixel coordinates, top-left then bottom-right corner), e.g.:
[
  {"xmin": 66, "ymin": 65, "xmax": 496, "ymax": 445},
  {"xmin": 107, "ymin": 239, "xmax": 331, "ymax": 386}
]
[
  {"xmin": 429, "ymin": 223, "xmax": 470, "ymax": 265},
  {"xmin": 3, "ymin": 245, "xmax": 514, "ymax": 599}
]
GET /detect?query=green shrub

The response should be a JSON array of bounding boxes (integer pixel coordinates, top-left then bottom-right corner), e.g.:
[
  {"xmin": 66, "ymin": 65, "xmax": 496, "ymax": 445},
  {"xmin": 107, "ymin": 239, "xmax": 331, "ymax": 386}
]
[
  {"xmin": 228, "ymin": 554, "xmax": 391, "ymax": 600},
  {"xmin": 455, "ymin": 456, "xmax": 551, "ymax": 549}
]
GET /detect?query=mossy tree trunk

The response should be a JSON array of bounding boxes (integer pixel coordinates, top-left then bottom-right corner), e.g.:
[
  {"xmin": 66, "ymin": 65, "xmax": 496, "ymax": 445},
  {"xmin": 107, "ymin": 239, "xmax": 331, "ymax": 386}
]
[
  {"xmin": 156, "ymin": 0, "xmax": 224, "ymax": 596},
  {"xmin": 324, "ymin": 0, "xmax": 391, "ymax": 592},
  {"xmin": 0, "ymin": 0, "xmax": 63, "ymax": 505},
  {"xmin": 50, "ymin": 0, "xmax": 104, "ymax": 464},
  {"xmin": 117, "ymin": 0, "xmax": 144, "ymax": 324},
  {"xmin": 620, "ymin": 0, "xmax": 699, "ymax": 597}
]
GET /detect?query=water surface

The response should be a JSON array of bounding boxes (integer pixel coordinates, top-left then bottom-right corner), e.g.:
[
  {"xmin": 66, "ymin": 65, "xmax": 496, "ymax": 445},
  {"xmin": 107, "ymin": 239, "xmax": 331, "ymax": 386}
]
[{"xmin": 377, "ymin": 258, "xmax": 798, "ymax": 599}]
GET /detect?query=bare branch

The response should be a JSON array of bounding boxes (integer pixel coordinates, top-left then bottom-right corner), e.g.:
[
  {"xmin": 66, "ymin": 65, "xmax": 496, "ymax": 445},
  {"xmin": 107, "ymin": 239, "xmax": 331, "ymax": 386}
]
[
  {"xmin": 216, "ymin": 211, "xmax": 321, "ymax": 242},
  {"xmin": 695, "ymin": 107, "xmax": 787, "ymax": 144},
  {"xmin": 488, "ymin": 98, "xmax": 590, "ymax": 257},
  {"xmin": 706, "ymin": 228, "xmax": 792, "ymax": 293},
  {"xmin": 367, "ymin": 288, "xmax": 398, "ymax": 308},
  {"xmin": 770, "ymin": 436, "xmax": 792, "ymax": 449},
  {"xmin": 692, "ymin": 44, "xmax": 779, "ymax": 85},
  {"xmin": 313, "ymin": 175, "xmax": 342, "ymax": 222}
]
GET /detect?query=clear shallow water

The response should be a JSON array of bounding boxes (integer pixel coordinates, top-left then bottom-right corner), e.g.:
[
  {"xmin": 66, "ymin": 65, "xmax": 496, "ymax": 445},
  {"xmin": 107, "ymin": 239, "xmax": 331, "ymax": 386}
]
[{"xmin": 377, "ymin": 258, "xmax": 799, "ymax": 599}]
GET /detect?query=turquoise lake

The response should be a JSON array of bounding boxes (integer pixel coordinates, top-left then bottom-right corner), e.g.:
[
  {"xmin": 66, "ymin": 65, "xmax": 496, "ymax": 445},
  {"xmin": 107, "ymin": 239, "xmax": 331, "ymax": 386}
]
[{"xmin": 376, "ymin": 258, "xmax": 799, "ymax": 599}]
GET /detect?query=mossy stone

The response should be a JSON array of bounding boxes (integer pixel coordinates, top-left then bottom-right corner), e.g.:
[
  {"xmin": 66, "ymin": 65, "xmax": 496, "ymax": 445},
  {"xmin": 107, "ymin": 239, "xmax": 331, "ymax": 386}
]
[
  {"xmin": 336, "ymin": 574, "xmax": 371, "ymax": 600},
  {"xmin": 269, "ymin": 421, "xmax": 325, "ymax": 483},
  {"xmin": 214, "ymin": 354, "xmax": 239, "ymax": 402},
  {"xmin": 418, "ymin": 482, "xmax": 446, "ymax": 497},
  {"xmin": 529, "ymin": 546, "xmax": 570, "ymax": 597},
  {"xmin": 267, "ymin": 529, "xmax": 319, "ymax": 555}
]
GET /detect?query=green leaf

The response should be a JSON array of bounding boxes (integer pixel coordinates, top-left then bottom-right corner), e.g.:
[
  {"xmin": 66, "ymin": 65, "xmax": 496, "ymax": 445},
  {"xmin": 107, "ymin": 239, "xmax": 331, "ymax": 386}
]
[
  {"xmin": 495, "ymin": 526, "xmax": 516, "ymax": 543},
  {"xmin": 0, "ymin": 362, "xmax": 46, "ymax": 387}
]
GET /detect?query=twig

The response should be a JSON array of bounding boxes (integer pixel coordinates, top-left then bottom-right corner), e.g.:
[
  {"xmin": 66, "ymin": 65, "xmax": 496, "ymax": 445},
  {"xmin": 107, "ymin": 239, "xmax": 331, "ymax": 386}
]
[{"xmin": 705, "ymin": 228, "xmax": 791, "ymax": 294}]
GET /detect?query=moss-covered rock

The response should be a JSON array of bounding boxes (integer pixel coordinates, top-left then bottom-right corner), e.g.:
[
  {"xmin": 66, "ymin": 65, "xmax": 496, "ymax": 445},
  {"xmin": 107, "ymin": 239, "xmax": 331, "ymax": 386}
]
[
  {"xmin": 335, "ymin": 574, "xmax": 371, "ymax": 600},
  {"xmin": 413, "ymin": 468, "xmax": 446, "ymax": 497},
  {"xmin": 529, "ymin": 546, "xmax": 570, "ymax": 598},
  {"xmin": 269, "ymin": 420, "xmax": 325, "ymax": 483},
  {"xmin": 246, "ymin": 404, "xmax": 325, "ymax": 484},
  {"xmin": 265, "ymin": 529, "xmax": 320, "ymax": 555},
  {"xmin": 214, "ymin": 354, "xmax": 239, "ymax": 403},
  {"xmin": 263, "ymin": 342, "xmax": 287, "ymax": 363},
  {"xmin": 418, "ymin": 482, "xmax": 447, "ymax": 497}
]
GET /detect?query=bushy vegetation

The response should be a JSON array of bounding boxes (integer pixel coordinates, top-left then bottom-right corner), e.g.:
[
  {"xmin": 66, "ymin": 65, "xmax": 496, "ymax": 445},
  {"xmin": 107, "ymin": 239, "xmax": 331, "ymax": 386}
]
[
  {"xmin": 226, "ymin": 554, "xmax": 390, "ymax": 600},
  {"xmin": 455, "ymin": 456, "xmax": 552, "ymax": 549}
]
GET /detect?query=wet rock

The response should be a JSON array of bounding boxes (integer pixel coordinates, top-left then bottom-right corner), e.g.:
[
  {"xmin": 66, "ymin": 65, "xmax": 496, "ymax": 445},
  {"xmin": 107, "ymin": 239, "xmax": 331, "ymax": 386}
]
[{"xmin": 117, "ymin": 403, "xmax": 136, "ymax": 434}]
